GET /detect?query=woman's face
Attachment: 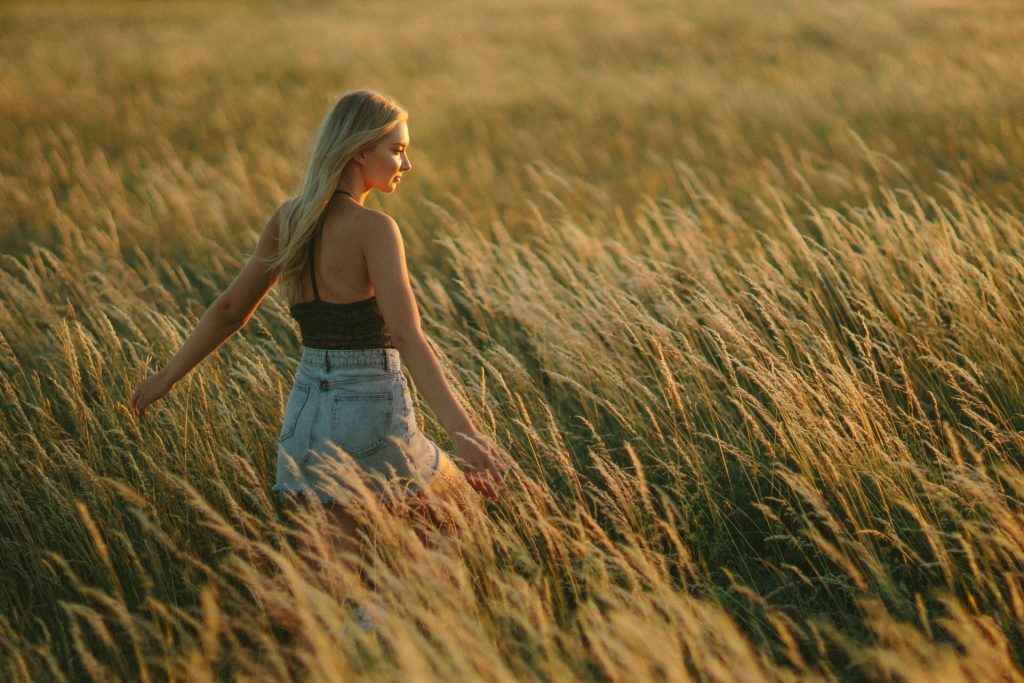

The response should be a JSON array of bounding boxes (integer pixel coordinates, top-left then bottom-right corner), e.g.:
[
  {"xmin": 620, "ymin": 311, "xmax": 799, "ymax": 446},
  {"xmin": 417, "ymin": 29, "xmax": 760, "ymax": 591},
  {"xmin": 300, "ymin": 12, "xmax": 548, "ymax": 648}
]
[{"xmin": 360, "ymin": 122, "xmax": 411, "ymax": 193}]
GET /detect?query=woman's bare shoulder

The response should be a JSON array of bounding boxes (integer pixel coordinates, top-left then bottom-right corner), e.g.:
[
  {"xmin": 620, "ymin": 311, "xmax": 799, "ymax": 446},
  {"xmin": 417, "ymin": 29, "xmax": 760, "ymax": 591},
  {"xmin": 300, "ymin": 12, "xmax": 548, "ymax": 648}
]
[
  {"xmin": 339, "ymin": 206, "xmax": 400, "ymax": 244},
  {"xmin": 279, "ymin": 196, "xmax": 299, "ymax": 216},
  {"xmin": 357, "ymin": 209, "xmax": 401, "ymax": 249},
  {"xmin": 266, "ymin": 196, "xmax": 297, "ymax": 225},
  {"xmin": 263, "ymin": 197, "xmax": 300, "ymax": 238},
  {"xmin": 360, "ymin": 207, "xmax": 399, "ymax": 229}
]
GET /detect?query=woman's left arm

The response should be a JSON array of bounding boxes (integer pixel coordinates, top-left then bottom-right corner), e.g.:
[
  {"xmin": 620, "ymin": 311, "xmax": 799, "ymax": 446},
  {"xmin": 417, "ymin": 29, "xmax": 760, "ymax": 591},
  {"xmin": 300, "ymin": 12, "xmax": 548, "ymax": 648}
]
[{"xmin": 131, "ymin": 201, "xmax": 288, "ymax": 418}]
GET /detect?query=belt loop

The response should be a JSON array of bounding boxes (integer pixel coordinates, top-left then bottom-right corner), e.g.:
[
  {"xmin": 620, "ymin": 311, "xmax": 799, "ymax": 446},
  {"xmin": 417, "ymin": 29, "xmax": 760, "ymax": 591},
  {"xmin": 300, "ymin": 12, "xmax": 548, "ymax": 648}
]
[
  {"xmin": 383, "ymin": 349, "xmax": 390, "ymax": 372},
  {"xmin": 324, "ymin": 350, "xmax": 331, "ymax": 373}
]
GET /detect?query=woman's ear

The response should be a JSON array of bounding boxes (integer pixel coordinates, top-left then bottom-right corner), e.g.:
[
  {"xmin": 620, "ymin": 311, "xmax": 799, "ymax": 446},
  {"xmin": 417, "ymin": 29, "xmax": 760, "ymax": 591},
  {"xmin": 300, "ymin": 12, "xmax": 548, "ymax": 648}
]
[{"xmin": 352, "ymin": 148, "xmax": 367, "ymax": 166}]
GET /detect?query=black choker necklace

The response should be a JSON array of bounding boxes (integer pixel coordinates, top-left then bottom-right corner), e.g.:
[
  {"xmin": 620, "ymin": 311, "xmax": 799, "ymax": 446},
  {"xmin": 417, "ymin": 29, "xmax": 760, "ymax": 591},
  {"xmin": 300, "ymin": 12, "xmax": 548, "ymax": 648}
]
[{"xmin": 334, "ymin": 189, "xmax": 355, "ymax": 198}]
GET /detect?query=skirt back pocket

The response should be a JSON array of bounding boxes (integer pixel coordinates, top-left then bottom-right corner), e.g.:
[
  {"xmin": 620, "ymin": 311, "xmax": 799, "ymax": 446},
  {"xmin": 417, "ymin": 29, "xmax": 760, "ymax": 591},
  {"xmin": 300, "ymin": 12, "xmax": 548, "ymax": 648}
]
[{"xmin": 330, "ymin": 392, "xmax": 393, "ymax": 458}]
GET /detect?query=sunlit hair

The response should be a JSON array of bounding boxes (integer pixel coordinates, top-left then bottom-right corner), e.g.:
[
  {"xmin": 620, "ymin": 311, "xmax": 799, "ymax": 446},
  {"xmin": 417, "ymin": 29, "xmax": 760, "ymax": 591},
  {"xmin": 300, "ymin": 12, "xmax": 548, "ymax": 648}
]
[{"xmin": 265, "ymin": 89, "xmax": 407, "ymax": 304}]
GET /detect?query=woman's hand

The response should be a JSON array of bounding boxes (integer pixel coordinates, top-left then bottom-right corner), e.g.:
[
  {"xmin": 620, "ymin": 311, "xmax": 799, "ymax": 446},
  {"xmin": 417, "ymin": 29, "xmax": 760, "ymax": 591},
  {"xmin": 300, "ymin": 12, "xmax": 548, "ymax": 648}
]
[
  {"xmin": 131, "ymin": 370, "xmax": 175, "ymax": 418},
  {"xmin": 451, "ymin": 430, "xmax": 510, "ymax": 500}
]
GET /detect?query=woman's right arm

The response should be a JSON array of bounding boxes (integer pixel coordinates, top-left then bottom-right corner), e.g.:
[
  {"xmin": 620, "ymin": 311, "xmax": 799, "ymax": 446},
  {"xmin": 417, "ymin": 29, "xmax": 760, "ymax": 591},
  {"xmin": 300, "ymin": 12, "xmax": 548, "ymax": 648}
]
[
  {"xmin": 363, "ymin": 213, "xmax": 507, "ymax": 498},
  {"xmin": 131, "ymin": 201, "xmax": 288, "ymax": 418}
]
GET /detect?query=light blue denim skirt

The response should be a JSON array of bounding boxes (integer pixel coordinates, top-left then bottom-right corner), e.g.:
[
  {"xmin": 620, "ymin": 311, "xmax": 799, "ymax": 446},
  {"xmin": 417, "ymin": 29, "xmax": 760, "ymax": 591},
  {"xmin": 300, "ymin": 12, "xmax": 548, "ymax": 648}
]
[{"xmin": 272, "ymin": 347, "xmax": 441, "ymax": 505}]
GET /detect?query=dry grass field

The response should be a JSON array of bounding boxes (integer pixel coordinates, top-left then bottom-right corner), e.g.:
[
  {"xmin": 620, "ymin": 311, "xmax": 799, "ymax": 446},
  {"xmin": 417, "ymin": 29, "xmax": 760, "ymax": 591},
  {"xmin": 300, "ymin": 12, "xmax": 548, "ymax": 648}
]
[{"xmin": 2, "ymin": 0, "xmax": 1024, "ymax": 680}]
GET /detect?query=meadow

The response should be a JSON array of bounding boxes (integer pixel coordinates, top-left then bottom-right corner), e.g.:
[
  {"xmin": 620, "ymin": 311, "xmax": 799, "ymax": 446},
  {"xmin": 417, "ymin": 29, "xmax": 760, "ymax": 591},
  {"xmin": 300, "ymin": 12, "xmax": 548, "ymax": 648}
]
[{"xmin": 2, "ymin": 0, "xmax": 1024, "ymax": 680}]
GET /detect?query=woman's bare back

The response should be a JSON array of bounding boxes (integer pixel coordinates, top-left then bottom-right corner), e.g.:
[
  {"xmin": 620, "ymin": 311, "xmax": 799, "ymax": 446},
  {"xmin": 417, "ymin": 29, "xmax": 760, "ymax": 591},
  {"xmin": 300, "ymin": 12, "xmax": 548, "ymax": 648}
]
[{"xmin": 291, "ymin": 197, "xmax": 388, "ymax": 307}]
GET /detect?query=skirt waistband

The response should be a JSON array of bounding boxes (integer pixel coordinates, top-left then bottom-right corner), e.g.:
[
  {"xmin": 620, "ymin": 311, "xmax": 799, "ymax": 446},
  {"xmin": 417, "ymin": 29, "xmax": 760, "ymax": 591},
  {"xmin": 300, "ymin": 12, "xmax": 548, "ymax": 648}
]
[{"xmin": 300, "ymin": 347, "xmax": 400, "ymax": 373}]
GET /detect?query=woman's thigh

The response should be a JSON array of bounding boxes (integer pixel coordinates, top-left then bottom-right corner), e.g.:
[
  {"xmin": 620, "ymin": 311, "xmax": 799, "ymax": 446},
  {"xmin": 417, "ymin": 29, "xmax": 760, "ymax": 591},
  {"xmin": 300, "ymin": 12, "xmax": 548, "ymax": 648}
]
[
  {"xmin": 386, "ymin": 448, "xmax": 480, "ymax": 526},
  {"xmin": 279, "ymin": 448, "xmax": 478, "ymax": 551},
  {"xmin": 280, "ymin": 493, "xmax": 362, "ymax": 556},
  {"xmin": 430, "ymin": 449, "xmax": 478, "ymax": 506}
]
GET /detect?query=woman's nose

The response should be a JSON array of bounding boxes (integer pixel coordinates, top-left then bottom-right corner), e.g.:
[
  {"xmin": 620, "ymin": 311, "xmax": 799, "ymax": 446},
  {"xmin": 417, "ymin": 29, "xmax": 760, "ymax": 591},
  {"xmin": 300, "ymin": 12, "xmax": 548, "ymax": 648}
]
[{"xmin": 400, "ymin": 153, "xmax": 411, "ymax": 172}]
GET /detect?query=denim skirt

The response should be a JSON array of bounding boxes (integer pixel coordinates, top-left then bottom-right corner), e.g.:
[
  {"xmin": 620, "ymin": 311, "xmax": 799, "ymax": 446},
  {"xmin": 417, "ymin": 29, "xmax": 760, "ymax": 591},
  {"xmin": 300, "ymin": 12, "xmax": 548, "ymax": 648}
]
[{"xmin": 271, "ymin": 347, "xmax": 441, "ymax": 504}]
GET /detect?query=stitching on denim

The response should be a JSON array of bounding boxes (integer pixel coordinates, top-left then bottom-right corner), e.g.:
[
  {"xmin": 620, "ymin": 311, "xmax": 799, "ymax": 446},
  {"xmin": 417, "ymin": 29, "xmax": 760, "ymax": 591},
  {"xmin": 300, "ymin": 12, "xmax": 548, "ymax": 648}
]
[
  {"xmin": 307, "ymin": 385, "xmax": 325, "ymax": 452},
  {"xmin": 280, "ymin": 384, "xmax": 310, "ymax": 441}
]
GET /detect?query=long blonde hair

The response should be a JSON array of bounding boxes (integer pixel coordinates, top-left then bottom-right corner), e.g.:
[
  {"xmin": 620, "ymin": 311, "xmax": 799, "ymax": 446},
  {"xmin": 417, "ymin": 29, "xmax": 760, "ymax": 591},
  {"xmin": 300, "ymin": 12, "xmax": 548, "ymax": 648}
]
[{"xmin": 267, "ymin": 89, "xmax": 407, "ymax": 304}]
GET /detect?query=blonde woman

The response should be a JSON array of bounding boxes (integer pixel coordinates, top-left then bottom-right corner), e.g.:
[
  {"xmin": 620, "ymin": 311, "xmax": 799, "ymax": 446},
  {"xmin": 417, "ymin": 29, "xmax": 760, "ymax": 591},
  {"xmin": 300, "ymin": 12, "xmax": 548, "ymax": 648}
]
[{"xmin": 131, "ymin": 89, "xmax": 509, "ymax": 623}]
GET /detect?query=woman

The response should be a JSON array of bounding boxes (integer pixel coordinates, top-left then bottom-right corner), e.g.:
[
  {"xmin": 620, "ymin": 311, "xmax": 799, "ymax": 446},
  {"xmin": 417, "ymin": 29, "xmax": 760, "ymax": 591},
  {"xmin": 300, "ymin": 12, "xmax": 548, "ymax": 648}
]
[{"xmin": 130, "ymin": 89, "xmax": 508, "ymax": 575}]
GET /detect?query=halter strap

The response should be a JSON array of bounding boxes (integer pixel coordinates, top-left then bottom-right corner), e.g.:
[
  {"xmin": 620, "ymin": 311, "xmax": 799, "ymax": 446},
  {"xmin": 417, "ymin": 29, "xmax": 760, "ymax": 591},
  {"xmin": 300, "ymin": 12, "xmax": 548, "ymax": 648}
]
[
  {"xmin": 307, "ymin": 234, "xmax": 320, "ymax": 302},
  {"xmin": 309, "ymin": 192, "xmax": 354, "ymax": 302}
]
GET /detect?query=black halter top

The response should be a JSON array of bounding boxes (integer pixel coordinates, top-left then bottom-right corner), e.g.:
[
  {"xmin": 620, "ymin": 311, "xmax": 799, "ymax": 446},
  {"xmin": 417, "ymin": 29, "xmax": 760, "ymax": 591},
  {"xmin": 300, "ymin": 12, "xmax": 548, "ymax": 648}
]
[{"xmin": 289, "ymin": 229, "xmax": 394, "ymax": 350}]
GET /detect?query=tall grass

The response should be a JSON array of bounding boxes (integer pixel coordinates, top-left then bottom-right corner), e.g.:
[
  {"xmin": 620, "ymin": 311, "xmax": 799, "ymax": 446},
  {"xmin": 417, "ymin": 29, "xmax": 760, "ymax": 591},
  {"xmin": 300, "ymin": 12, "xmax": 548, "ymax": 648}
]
[{"xmin": 2, "ymin": 0, "xmax": 1024, "ymax": 680}]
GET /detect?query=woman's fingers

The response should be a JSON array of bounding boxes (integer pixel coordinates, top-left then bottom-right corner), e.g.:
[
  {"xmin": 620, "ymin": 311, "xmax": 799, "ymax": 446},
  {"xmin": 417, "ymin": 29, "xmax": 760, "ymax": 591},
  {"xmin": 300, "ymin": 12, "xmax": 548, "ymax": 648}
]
[
  {"xmin": 131, "ymin": 374, "xmax": 168, "ymax": 419},
  {"xmin": 131, "ymin": 386, "xmax": 144, "ymax": 417},
  {"xmin": 476, "ymin": 479, "xmax": 498, "ymax": 501},
  {"xmin": 451, "ymin": 431, "xmax": 511, "ymax": 499},
  {"xmin": 492, "ymin": 448, "xmax": 511, "ymax": 474},
  {"xmin": 463, "ymin": 470, "xmax": 494, "ymax": 499},
  {"xmin": 133, "ymin": 381, "xmax": 152, "ymax": 415},
  {"xmin": 464, "ymin": 461, "xmax": 506, "ymax": 500},
  {"xmin": 484, "ymin": 445, "xmax": 512, "ymax": 492},
  {"xmin": 480, "ymin": 458, "xmax": 508, "ymax": 497},
  {"xmin": 132, "ymin": 374, "xmax": 174, "ymax": 417}
]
